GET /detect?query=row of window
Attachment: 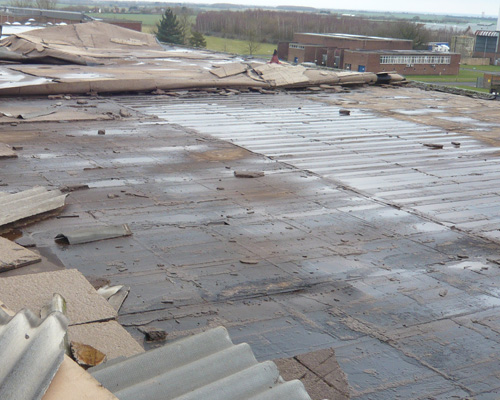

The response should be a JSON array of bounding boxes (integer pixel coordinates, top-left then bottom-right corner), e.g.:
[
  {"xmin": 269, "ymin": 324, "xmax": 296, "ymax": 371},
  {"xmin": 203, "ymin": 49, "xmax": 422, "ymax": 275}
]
[
  {"xmin": 289, "ymin": 44, "xmax": 305, "ymax": 50},
  {"xmin": 379, "ymin": 55, "xmax": 451, "ymax": 65}
]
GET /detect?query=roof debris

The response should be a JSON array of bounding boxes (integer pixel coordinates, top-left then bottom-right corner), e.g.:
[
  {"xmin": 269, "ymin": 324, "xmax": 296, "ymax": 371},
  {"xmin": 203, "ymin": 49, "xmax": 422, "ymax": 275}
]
[
  {"xmin": 54, "ymin": 224, "xmax": 132, "ymax": 245},
  {"xmin": 90, "ymin": 326, "xmax": 312, "ymax": 400},
  {"xmin": 0, "ymin": 186, "xmax": 67, "ymax": 231},
  {"xmin": 0, "ymin": 308, "xmax": 68, "ymax": 400},
  {"xmin": 70, "ymin": 342, "xmax": 107, "ymax": 369},
  {"xmin": 0, "ymin": 22, "xmax": 404, "ymax": 96},
  {"xmin": 0, "ymin": 143, "xmax": 17, "ymax": 158},
  {"xmin": 0, "ymin": 236, "xmax": 41, "ymax": 272},
  {"xmin": 234, "ymin": 170, "xmax": 265, "ymax": 178}
]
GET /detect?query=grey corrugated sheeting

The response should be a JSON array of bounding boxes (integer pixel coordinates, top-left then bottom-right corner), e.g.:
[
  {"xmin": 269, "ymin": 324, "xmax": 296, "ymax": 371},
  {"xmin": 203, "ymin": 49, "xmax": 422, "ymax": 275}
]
[
  {"xmin": 0, "ymin": 308, "xmax": 68, "ymax": 400},
  {"xmin": 90, "ymin": 326, "xmax": 311, "ymax": 400},
  {"xmin": 0, "ymin": 186, "xmax": 67, "ymax": 228},
  {"xmin": 117, "ymin": 94, "xmax": 500, "ymax": 240},
  {"xmin": 55, "ymin": 223, "xmax": 132, "ymax": 244}
]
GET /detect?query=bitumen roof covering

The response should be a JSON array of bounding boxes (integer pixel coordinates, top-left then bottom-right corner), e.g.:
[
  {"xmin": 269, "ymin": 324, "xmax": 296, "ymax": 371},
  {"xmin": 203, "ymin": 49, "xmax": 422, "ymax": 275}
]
[
  {"xmin": 2, "ymin": 82, "xmax": 500, "ymax": 399},
  {"xmin": 90, "ymin": 326, "xmax": 312, "ymax": 400}
]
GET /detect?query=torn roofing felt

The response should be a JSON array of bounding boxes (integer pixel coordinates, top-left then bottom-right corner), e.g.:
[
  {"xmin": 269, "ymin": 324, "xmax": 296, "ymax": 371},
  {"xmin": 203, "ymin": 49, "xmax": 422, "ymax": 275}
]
[
  {"xmin": 0, "ymin": 21, "xmax": 163, "ymax": 65},
  {"xmin": 0, "ymin": 308, "xmax": 69, "ymax": 400},
  {"xmin": 0, "ymin": 22, "xmax": 405, "ymax": 96},
  {"xmin": 90, "ymin": 326, "xmax": 312, "ymax": 400}
]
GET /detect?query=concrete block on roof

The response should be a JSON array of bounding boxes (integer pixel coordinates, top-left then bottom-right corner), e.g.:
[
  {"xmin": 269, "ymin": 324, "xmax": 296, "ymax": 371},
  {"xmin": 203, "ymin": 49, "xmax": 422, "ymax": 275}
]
[
  {"xmin": 0, "ymin": 269, "xmax": 117, "ymax": 325},
  {"xmin": 68, "ymin": 321, "xmax": 144, "ymax": 360}
]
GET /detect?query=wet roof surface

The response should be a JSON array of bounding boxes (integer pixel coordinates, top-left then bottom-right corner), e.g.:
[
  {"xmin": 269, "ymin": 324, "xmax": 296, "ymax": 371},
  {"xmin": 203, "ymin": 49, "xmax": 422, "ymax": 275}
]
[{"xmin": 2, "ymin": 86, "xmax": 500, "ymax": 399}]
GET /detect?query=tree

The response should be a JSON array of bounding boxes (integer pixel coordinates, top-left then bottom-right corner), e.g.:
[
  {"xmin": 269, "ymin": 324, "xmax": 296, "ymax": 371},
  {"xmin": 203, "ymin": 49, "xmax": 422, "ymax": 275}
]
[
  {"xmin": 391, "ymin": 21, "xmax": 431, "ymax": 49},
  {"xmin": 155, "ymin": 8, "xmax": 183, "ymax": 45},
  {"xmin": 178, "ymin": 6, "xmax": 192, "ymax": 45},
  {"xmin": 246, "ymin": 29, "xmax": 262, "ymax": 56},
  {"xmin": 8, "ymin": 0, "xmax": 34, "ymax": 7},
  {"xmin": 189, "ymin": 30, "xmax": 206, "ymax": 48},
  {"xmin": 35, "ymin": 0, "xmax": 57, "ymax": 9}
]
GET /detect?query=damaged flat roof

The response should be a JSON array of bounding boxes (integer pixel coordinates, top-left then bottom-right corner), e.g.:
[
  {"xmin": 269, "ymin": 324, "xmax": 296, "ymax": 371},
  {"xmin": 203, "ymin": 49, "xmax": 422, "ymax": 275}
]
[
  {"xmin": 0, "ymin": 22, "xmax": 403, "ymax": 96},
  {"xmin": 1, "ymin": 86, "xmax": 500, "ymax": 398},
  {"xmin": 1, "ymin": 20, "xmax": 500, "ymax": 399}
]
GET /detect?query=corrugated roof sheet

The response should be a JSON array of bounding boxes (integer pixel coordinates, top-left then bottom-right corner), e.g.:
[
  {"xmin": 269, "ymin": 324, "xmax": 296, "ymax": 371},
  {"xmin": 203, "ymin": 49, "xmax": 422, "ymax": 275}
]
[
  {"xmin": 90, "ymin": 326, "xmax": 312, "ymax": 400},
  {"xmin": 0, "ymin": 308, "xmax": 68, "ymax": 400},
  {"xmin": 0, "ymin": 186, "xmax": 67, "ymax": 229},
  {"xmin": 120, "ymin": 94, "xmax": 500, "ymax": 241},
  {"xmin": 475, "ymin": 30, "xmax": 499, "ymax": 37}
]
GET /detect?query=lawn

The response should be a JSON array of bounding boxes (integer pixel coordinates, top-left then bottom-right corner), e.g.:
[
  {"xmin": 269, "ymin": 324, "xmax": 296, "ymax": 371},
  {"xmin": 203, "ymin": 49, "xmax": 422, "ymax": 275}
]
[
  {"xmin": 205, "ymin": 36, "xmax": 276, "ymax": 57},
  {"xmin": 461, "ymin": 64, "xmax": 500, "ymax": 73},
  {"xmin": 405, "ymin": 68, "xmax": 484, "ymax": 83},
  {"xmin": 86, "ymin": 13, "xmax": 276, "ymax": 56}
]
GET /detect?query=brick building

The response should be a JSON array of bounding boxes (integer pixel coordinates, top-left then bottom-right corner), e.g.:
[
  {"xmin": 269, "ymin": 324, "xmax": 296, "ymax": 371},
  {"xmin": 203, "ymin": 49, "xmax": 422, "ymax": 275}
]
[
  {"xmin": 278, "ymin": 32, "xmax": 461, "ymax": 75},
  {"xmin": 343, "ymin": 50, "xmax": 461, "ymax": 75}
]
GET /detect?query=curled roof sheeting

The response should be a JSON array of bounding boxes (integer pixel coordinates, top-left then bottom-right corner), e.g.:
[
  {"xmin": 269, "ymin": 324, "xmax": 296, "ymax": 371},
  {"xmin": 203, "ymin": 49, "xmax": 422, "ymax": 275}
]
[
  {"xmin": 0, "ymin": 308, "xmax": 68, "ymax": 400},
  {"xmin": 90, "ymin": 326, "xmax": 312, "ymax": 400}
]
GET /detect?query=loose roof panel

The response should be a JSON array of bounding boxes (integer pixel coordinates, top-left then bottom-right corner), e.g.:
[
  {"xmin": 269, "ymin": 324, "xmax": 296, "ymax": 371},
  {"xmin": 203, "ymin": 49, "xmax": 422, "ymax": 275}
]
[
  {"xmin": 0, "ymin": 186, "xmax": 66, "ymax": 230},
  {"xmin": 0, "ymin": 308, "xmax": 68, "ymax": 400},
  {"xmin": 90, "ymin": 326, "xmax": 312, "ymax": 400}
]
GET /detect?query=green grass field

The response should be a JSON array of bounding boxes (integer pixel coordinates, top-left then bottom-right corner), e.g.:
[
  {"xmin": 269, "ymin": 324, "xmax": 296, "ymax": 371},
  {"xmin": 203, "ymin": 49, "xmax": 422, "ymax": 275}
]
[
  {"xmin": 461, "ymin": 64, "xmax": 500, "ymax": 73},
  {"xmin": 405, "ymin": 68, "xmax": 484, "ymax": 82},
  {"xmin": 89, "ymin": 13, "xmax": 275, "ymax": 56},
  {"xmin": 205, "ymin": 36, "xmax": 276, "ymax": 57}
]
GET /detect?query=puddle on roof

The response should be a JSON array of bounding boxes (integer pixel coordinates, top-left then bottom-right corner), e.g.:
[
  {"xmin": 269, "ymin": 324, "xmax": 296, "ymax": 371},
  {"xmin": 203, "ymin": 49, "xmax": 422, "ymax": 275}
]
[
  {"xmin": 0, "ymin": 71, "xmax": 51, "ymax": 88},
  {"xmin": 156, "ymin": 58, "xmax": 182, "ymax": 63},
  {"xmin": 393, "ymin": 108, "xmax": 444, "ymax": 115},
  {"xmin": 438, "ymin": 116, "xmax": 500, "ymax": 127},
  {"xmin": 61, "ymin": 72, "xmax": 111, "ymax": 79},
  {"xmin": 412, "ymin": 222, "xmax": 447, "ymax": 233},
  {"xmin": 211, "ymin": 59, "xmax": 245, "ymax": 64},
  {"xmin": 87, "ymin": 178, "xmax": 145, "ymax": 188},
  {"xmin": 112, "ymin": 156, "xmax": 156, "ymax": 165},
  {"xmin": 447, "ymin": 260, "xmax": 489, "ymax": 271}
]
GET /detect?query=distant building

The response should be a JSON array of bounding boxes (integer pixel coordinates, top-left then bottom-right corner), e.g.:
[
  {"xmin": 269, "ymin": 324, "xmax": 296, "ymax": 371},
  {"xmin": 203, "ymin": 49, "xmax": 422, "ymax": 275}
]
[
  {"xmin": 451, "ymin": 35, "xmax": 475, "ymax": 58},
  {"xmin": 343, "ymin": 50, "xmax": 460, "ymax": 75},
  {"xmin": 278, "ymin": 32, "xmax": 461, "ymax": 75},
  {"xmin": 473, "ymin": 31, "xmax": 500, "ymax": 64}
]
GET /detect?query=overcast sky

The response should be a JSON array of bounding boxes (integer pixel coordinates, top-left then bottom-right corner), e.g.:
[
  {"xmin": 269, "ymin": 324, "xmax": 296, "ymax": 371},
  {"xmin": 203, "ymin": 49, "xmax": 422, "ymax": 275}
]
[{"xmin": 165, "ymin": 0, "xmax": 500, "ymax": 17}]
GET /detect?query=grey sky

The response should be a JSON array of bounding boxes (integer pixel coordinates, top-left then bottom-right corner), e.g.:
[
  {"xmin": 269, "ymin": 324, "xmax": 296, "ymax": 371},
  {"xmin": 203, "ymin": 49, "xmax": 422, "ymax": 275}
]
[{"xmin": 155, "ymin": 0, "xmax": 500, "ymax": 17}]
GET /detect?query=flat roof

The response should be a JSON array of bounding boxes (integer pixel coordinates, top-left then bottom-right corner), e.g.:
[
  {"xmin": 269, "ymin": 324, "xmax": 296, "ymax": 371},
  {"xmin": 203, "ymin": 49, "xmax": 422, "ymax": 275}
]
[
  {"xmin": 297, "ymin": 32, "xmax": 412, "ymax": 42},
  {"xmin": 346, "ymin": 49, "xmax": 458, "ymax": 55}
]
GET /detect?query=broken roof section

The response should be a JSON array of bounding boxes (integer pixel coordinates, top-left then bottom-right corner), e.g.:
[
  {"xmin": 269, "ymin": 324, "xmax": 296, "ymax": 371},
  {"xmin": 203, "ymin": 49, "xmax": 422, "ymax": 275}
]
[
  {"xmin": 0, "ymin": 21, "xmax": 162, "ymax": 65},
  {"xmin": 0, "ymin": 21, "xmax": 404, "ymax": 96},
  {"xmin": 0, "ymin": 308, "xmax": 68, "ymax": 400},
  {"xmin": 90, "ymin": 326, "xmax": 312, "ymax": 400},
  {"xmin": 0, "ymin": 186, "xmax": 67, "ymax": 232}
]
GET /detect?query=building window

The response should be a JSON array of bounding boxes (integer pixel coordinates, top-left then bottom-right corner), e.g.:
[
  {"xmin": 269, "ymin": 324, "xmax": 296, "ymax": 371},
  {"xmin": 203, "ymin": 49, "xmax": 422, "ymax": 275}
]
[
  {"xmin": 289, "ymin": 43, "xmax": 305, "ymax": 50},
  {"xmin": 345, "ymin": 63, "xmax": 351, "ymax": 70},
  {"xmin": 379, "ymin": 55, "xmax": 451, "ymax": 65}
]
